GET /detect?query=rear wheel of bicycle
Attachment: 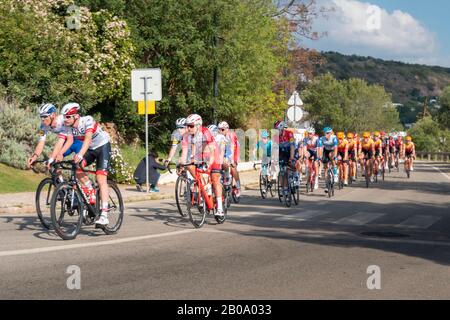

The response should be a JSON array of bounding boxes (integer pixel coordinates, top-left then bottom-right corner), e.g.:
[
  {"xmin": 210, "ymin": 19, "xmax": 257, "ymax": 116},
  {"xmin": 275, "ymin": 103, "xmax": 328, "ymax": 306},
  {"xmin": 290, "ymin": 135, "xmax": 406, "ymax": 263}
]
[
  {"xmin": 284, "ymin": 172, "xmax": 292, "ymax": 207},
  {"xmin": 175, "ymin": 175, "xmax": 188, "ymax": 217},
  {"xmin": 101, "ymin": 180, "xmax": 124, "ymax": 235},
  {"xmin": 186, "ymin": 180, "xmax": 206, "ymax": 228},
  {"xmin": 365, "ymin": 162, "xmax": 370, "ymax": 188},
  {"xmin": 50, "ymin": 182, "xmax": 84, "ymax": 240},
  {"xmin": 292, "ymin": 180, "xmax": 299, "ymax": 205},
  {"xmin": 36, "ymin": 177, "xmax": 55, "ymax": 229},
  {"xmin": 277, "ymin": 171, "xmax": 284, "ymax": 203}
]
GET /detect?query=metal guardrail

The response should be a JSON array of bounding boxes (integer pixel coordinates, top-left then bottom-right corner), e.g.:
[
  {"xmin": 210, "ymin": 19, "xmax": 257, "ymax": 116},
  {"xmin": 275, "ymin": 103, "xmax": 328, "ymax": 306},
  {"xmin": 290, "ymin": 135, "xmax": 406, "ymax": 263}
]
[{"xmin": 416, "ymin": 152, "xmax": 450, "ymax": 162}]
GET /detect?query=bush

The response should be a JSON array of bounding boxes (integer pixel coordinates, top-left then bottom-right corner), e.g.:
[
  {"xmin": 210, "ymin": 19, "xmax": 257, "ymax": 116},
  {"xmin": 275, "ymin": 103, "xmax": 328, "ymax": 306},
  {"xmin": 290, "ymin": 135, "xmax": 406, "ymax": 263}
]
[
  {"xmin": 0, "ymin": 99, "xmax": 56, "ymax": 169},
  {"xmin": 108, "ymin": 141, "xmax": 134, "ymax": 184}
]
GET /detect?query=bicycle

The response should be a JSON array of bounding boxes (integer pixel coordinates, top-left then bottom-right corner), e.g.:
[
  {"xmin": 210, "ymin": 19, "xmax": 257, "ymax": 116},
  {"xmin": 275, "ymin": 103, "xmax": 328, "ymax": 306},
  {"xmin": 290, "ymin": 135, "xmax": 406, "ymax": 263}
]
[
  {"xmin": 174, "ymin": 166, "xmax": 189, "ymax": 217},
  {"xmin": 277, "ymin": 160, "xmax": 299, "ymax": 207},
  {"xmin": 31, "ymin": 160, "xmax": 65, "ymax": 229},
  {"xmin": 229, "ymin": 163, "xmax": 240, "ymax": 204},
  {"xmin": 404, "ymin": 155, "xmax": 414, "ymax": 179},
  {"xmin": 254, "ymin": 161, "xmax": 275, "ymax": 199},
  {"xmin": 337, "ymin": 157, "xmax": 346, "ymax": 190},
  {"xmin": 305, "ymin": 157, "xmax": 317, "ymax": 194},
  {"xmin": 174, "ymin": 162, "xmax": 228, "ymax": 228},
  {"xmin": 324, "ymin": 161, "xmax": 335, "ymax": 198},
  {"xmin": 49, "ymin": 161, "xmax": 124, "ymax": 240}
]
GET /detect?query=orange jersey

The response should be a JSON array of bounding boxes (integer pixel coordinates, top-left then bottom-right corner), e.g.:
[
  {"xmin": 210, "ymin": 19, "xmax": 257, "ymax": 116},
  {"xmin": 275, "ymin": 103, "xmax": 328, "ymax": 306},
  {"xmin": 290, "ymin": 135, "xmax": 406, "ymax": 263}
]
[
  {"xmin": 338, "ymin": 139, "xmax": 348, "ymax": 153},
  {"xmin": 347, "ymin": 140, "xmax": 356, "ymax": 151},
  {"xmin": 404, "ymin": 142, "xmax": 415, "ymax": 153},
  {"xmin": 361, "ymin": 138, "xmax": 374, "ymax": 151},
  {"xmin": 374, "ymin": 139, "xmax": 382, "ymax": 149}
]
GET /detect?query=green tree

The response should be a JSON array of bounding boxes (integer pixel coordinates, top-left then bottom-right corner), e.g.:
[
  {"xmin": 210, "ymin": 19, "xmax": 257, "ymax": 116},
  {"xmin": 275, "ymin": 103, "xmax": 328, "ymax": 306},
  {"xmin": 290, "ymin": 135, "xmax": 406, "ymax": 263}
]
[
  {"xmin": 408, "ymin": 116, "xmax": 449, "ymax": 152},
  {"xmin": 437, "ymin": 85, "xmax": 450, "ymax": 129}
]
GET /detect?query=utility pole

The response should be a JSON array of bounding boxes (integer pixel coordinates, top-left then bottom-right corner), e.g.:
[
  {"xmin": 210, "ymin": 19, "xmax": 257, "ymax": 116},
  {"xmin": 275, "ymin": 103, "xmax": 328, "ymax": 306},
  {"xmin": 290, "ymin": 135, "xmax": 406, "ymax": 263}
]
[{"xmin": 212, "ymin": 0, "xmax": 219, "ymax": 124}]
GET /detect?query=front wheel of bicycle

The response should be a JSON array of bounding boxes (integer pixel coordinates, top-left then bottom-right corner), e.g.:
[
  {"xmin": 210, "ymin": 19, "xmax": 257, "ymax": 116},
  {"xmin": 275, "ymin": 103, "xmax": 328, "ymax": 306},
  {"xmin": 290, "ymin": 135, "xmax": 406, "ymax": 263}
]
[
  {"xmin": 36, "ymin": 177, "xmax": 55, "ymax": 230},
  {"xmin": 186, "ymin": 180, "xmax": 206, "ymax": 228},
  {"xmin": 50, "ymin": 182, "xmax": 84, "ymax": 240},
  {"xmin": 101, "ymin": 180, "xmax": 124, "ymax": 235},
  {"xmin": 175, "ymin": 175, "xmax": 189, "ymax": 217}
]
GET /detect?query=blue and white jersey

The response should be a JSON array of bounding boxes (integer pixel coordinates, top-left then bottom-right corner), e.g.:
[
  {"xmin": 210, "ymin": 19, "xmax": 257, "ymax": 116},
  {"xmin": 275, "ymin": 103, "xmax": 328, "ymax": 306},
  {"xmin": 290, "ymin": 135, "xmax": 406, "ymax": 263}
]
[
  {"xmin": 320, "ymin": 135, "xmax": 338, "ymax": 151},
  {"xmin": 303, "ymin": 135, "xmax": 322, "ymax": 152},
  {"xmin": 38, "ymin": 115, "xmax": 67, "ymax": 142},
  {"xmin": 256, "ymin": 140, "xmax": 272, "ymax": 158}
]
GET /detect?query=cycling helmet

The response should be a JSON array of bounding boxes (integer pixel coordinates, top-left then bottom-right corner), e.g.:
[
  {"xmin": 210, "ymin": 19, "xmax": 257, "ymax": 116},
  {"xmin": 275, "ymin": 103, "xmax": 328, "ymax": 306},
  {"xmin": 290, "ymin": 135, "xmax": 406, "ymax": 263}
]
[
  {"xmin": 323, "ymin": 127, "xmax": 332, "ymax": 134},
  {"xmin": 336, "ymin": 132, "xmax": 345, "ymax": 139},
  {"xmin": 380, "ymin": 131, "xmax": 386, "ymax": 136},
  {"xmin": 307, "ymin": 127, "xmax": 315, "ymax": 134},
  {"xmin": 347, "ymin": 132, "xmax": 354, "ymax": 139},
  {"xmin": 61, "ymin": 103, "xmax": 80, "ymax": 116},
  {"xmin": 186, "ymin": 114, "xmax": 202, "ymax": 126},
  {"xmin": 373, "ymin": 131, "xmax": 380, "ymax": 137},
  {"xmin": 274, "ymin": 120, "xmax": 287, "ymax": 130},
  {"xmin": 363, "ymin": 132, "xmax": 371, "ymax": 138},
  {"xmin": 39, "ymin": 103, "xmax": 57, "ymax": 117},
  {"xmin": 207, "ymin": 124, "xmax": 218, "ymax": 133},
  {"xmin": 261, "ymin": 130, "xmax": 269, "ymax": 138},
  {"xmin": 218, "ymin": 121, "xmax": 229, "ymax": 129},
  {"xmin": 175, "ymin": 117, "xmax": 186, "ymax": 128},
  {"xmin": 406, "ymin": 136, "xmax": 412, "ymax": 141}
]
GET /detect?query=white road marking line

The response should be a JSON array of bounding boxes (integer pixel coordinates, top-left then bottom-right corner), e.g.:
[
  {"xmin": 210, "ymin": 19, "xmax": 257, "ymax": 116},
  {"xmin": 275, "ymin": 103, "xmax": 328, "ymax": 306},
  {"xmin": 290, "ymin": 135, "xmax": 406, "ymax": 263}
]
[
  {"xmin": 275, "ymin": 210, "xmax": 328, "ymax": 221},
  {"xmin": 335, "ymin": 212, "xmax": 385, "ymax": 226},
  {"xmin": 422, "ymin": 164, "xmax": 450, "ymax": 182},
  {"xmin": 0, "ymin": 229, "xmax": 199, "ymax": 258},
  {"xmin": 396, "ymin": 215, "xmax": 442, "ymax": 229}
]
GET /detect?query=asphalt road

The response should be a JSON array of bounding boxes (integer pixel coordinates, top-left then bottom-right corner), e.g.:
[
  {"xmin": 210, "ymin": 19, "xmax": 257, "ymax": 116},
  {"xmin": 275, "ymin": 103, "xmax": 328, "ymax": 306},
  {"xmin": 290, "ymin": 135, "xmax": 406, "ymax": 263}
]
[{"xmin": 0, "ymin": 161, "xmax": 449, "ymax": 299}]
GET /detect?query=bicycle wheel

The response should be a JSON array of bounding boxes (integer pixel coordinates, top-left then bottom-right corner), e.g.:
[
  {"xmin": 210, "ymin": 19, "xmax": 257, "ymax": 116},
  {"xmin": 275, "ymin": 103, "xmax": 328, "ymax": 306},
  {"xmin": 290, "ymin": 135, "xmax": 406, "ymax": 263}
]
[
  {"xmin": 186, "ymin": 180, "xmax": 206, "ymax": 228},
  {"xmin": 101, "ymin": 180, "xmax": 124, "ymax": 235},
  {"xmin": 232, "ymin": 185, "xmax": 240, "ymax": 203},
  {"xmin": 50, "ymin": 182, "xmax": 84, "ymax": 240},
  {"xmin": 382, "ymin": 162, "xmax": 385, "ymax": 181},
  {"xmin": 36, "ymin": 178, "xmax": 55, "ymax": 229},
  {"xmin": 259, "ymin": 172, "xmax": 267, "ymax": 199},
  {"xmin": 365, "ymin": 162, "xmax": 370, "ymax": 188},
  {"xmin": 215, "ymin": 186, "xmax": 228, "ymax": 224},
  {"xmin": 284, "ymin": 172, "xmax": 292, "ymax": 207},
  {"xmin": 292, "ymin": 176, "xmax": 299, "ymax": 205},
  {"xmin": 326, "ymin": 169, "xmax": 332, "ymax": 198},
  {"xmin": 175, "ymin": 175, "xmax": 189, "ymax": 217},
  {"xmin": 277, "ymin": 170, "xmax": 284, "ymax": 203}
]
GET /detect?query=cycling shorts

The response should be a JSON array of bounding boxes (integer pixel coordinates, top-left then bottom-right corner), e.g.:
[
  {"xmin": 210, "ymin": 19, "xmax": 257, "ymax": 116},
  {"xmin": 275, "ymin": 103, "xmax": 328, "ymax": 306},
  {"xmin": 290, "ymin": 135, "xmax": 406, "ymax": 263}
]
[
  {"xmin": 63, "ymin": 139, "xmax": 83, "ymax": 157},
  {"xmin": 82, "ymin": 142, "xmax": 111, "ymax": 176}
]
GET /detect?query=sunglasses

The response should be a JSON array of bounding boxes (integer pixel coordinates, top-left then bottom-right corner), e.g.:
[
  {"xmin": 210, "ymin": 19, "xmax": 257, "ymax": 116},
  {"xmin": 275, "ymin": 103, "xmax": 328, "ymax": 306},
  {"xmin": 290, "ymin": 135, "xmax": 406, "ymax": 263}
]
[
  {"xmin": 219, "ymin": 128, "xmax": 226, "ymax": 131},
  {"xmin": 325, "ymin": 132, "xmax": 331, "ymax": 135},
  {"xmin": 40, "ymin": 115, "xmax": 50, "ymax": 120},
  {"xmin": 64, "ymin": 115, "xmax": 75, "ymax": 119},
  {"xmin": 187, "ymin": 124, "xmax": 195, "ymax": 128}
]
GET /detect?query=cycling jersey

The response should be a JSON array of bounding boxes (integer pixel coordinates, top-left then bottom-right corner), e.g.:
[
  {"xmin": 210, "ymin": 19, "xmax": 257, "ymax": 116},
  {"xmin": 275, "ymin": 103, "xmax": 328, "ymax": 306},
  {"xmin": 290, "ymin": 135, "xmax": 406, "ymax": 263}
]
[
  {"xmin": 276, "ymin": 130, "xmax": 295, "ymax": 154},
  {"xmin": 171, "ymin": 129, "xmax": 184, "ymax": 147},
  {"xmin": 182, "ymin": 126, "xmax": 221, "ymax": 171},
  {"xmin": 38, "ymin": 115, "xmax": 67, "ymax": 141},
  {"xmin": 405, "ymin": 142, "xmax": 415, "ymax": 154},
  {"xmin": 224, "ymin": 130, "xmax": 240, "ymax": 163},
  {"xmin": 256, "ymin": 140, "xmax": 272, "ymax": 158},
  {"xmin": 337, "ymin": 139, "xmax": 348, "ymax": 153},
  {"xmin": 214, "ymin": 133, "xmax": 230, "ymax": 161},
  {"xmin": 320, "ymin": 135, "xmax": 338, "ymax": 151},
  {"xmin": 65, "ymin": 116, "xmax": 110, "ymax": 150},
  {"xmin": 361, "ymin": 139, "xmax": 374, "ymax": 151},
  {"xmin": 347, "ymin": 140, "xmax": 356, "ymax": 151},
  {"xmin": 303, "ymin": 135, "xmax": 322, "ymax": 152}
]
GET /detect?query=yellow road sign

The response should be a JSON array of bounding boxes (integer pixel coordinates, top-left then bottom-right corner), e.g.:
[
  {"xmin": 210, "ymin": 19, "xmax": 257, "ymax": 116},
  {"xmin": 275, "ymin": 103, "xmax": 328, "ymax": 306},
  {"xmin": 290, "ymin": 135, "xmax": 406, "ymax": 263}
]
[{"xmin": 138, "ymin": 100, "xmax": 156, "ymax": 115}]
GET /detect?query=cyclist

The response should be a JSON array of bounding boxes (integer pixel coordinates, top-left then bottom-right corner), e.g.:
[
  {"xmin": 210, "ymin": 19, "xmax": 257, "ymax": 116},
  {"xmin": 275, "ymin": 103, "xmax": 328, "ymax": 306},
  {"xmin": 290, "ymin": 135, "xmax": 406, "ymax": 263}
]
[
  {"xmin": 165, "ymin": 118, "xmax": 188, "ymax": 165},
  {"xmin": 208, "ymin": 124, "xmax": 229, "ymax": 172},
  {"xmin": 373, "ymin": 131, "xmax": 383, "ymax": 177},
  {"xmin": 403, "ymin": 136, "xmax": 416, "ymax": 171},
  {"xmin": 388, "ymin": 134, "xmax": 397, "ymax": 169},
  {"xmin": 253, "ymin": 130, "xmax": 275, "ymax": 184},
  {"xmin": 359, "ymin": 131, "xmax": 375, "ymax": 182},
  {"xmin": 347, "ymin": 132, "xmax": 358, "ymax": 182},
  {"xmin": 61, "ymin": 103, "xmax": 112, "ymax": 226},
  {"xmin": 273, "ymin": 120, "xmax": 295, "ymax": 197},
  {"xmin": 180, "ymin": 114, "xmax": 224, "ymax": 217},
  {"xmin": 218, "ymin": 121, "xmax": 241, "ymax": 199},
  {"xmin": 27, "ymin": 103, "xmax": 82, "ymax": 168},
  {"xmin": 380, "ymin": 131, "xmax": 389, "ymax": 171},
  {"xmin": 336, "ymin": 132, "xmax": 349, "ymax": 186},
  {"xmin": 320, "ymin": 127, "xmax": 339, "ymax": 186},
  {"xmin": 302, "ymin": 127, "xmax": 322, "ymax": 190},
  {"xmin": 395, "ymin": 135, "xmax": 404, "ymax": 162}
]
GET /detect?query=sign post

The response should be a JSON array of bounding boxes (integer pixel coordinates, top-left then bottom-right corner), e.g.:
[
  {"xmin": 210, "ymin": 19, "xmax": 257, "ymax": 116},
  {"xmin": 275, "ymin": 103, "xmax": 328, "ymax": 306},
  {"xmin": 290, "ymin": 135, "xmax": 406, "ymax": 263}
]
[{"xmin": 131, "ymin": 68, "xmax": 162, "ymax": 193}]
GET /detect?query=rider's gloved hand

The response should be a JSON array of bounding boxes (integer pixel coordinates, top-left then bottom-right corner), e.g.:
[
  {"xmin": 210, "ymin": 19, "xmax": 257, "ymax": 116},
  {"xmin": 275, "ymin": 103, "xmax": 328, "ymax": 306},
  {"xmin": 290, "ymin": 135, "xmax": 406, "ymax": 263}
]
[{"xmin": 74, "ymin": 153, "xmax": 83, "ymax": 164}]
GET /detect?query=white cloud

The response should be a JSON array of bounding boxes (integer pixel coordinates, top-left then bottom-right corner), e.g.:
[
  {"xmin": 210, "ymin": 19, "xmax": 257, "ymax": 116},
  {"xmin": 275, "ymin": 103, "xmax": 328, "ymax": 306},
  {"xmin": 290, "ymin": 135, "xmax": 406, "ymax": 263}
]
[{"xmin": 304, "ymin": 0, "xmax": 448, "ymax": 67}]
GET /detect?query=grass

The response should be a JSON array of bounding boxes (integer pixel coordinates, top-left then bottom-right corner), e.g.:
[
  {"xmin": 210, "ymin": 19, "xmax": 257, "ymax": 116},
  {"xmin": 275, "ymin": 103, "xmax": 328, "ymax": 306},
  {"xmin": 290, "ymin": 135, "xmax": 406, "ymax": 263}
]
[{"xmin": 0, "ymin": 163, "xmax": 48, "ymax": 194}]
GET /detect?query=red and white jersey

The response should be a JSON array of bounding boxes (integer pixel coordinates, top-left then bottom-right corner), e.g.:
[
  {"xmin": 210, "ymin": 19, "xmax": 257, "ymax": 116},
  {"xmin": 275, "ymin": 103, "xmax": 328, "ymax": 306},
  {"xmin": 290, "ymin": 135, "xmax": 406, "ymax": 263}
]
[
  {"xmin": 224, "ymin": 130, "xmax": 240, "ymax": 162},
  {"xmin": 182, "ymin": 126, "xmax": 218, "ymax": 163},
  {"xmin": 64, "ymin": 116, "xmax": 110, "ymax": 150}
]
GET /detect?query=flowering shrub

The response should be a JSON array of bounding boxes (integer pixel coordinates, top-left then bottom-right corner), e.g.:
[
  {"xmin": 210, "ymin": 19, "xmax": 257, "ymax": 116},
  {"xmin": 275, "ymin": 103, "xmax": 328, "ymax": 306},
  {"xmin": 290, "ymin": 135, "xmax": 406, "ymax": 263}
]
[
  {"xmin": 108, "ymin": 141, "xmax": 134, "ymax": 184},
  {"xmin": 0, "ymin": 99, "xmax": 56, "ymax": 169},
  {"xmin": 0, "ymin": 0, "xmax": 135, "ymax": 109}
]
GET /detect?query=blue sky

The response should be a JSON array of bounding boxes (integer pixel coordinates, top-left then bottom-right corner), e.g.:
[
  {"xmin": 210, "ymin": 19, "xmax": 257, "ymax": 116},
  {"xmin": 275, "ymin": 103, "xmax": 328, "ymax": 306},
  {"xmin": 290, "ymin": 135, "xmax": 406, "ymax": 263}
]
[{"xmin": 302, "ymin": 0, "xmax": 450, "ymax": 67}]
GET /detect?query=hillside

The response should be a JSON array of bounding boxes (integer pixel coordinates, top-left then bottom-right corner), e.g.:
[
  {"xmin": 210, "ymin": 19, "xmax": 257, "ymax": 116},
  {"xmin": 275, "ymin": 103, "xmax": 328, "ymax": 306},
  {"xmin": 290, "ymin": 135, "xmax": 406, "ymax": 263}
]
[{"xmin": 316, "ymin": 52, "xmax": 450, "ymax": 124}]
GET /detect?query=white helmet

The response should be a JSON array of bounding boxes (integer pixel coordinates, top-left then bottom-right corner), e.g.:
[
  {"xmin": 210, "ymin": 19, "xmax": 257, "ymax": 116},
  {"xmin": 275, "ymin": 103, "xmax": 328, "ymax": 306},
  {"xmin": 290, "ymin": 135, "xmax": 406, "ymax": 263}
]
[
  {"xmin": 207, "ymin": 124, "xmax": 218, "ymax": 133},
  {"xmin": 307, "ymin": 127, "xmax": 315, "ymax": 134},
  {"xmin": 186, "ymin": 113, "xmax": 202, "ymax": 126},
  {"xmin": 175, "ymin": 117, "xmax": 186, "ymax": 128},
  {"xmin": 218, "ymin": 121, "xmax": 229, "ymax": 129},
  {"xmin": 61, "ymin": 103, "xmax": 80, "ymax": 116},
  {"xmin": 38, "ymin": 103, "xmax": 57, "ymax": 117}
]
